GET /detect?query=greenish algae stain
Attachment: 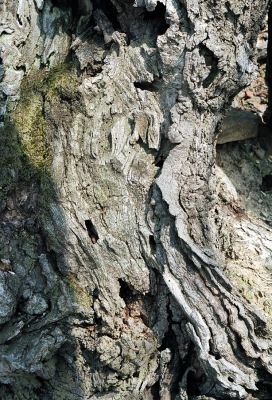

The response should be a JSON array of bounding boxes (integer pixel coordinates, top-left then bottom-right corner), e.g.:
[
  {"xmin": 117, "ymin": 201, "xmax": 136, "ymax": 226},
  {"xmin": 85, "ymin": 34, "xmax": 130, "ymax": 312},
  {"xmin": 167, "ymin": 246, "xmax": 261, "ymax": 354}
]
[
  {"xmin": 0, "ymin": 62, "xmax": 79, "ymax": 202},
  {"xmin": 12, "ymin": 62, "xmax": 79, "ymax": 170},
  {"xmin": 65, "ymin": 274, "xmax": 93, "ymax": 309}
]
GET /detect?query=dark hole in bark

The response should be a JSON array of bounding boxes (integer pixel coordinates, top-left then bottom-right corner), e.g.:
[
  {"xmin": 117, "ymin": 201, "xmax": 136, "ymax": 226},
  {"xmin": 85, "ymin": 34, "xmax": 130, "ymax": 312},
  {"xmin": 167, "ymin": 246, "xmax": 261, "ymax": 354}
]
[
  {"xmin": 51, "ymin": 0, "xmax": 69, "ymax": 6},
  {"xmin": 155, "ymin": 157, "xmax": 165, "ymax": 168},
  {"xmin": 225, "ymin": 1, "xmax": 238, "ymax": 25},
  {"xmin": 82, "ymin": 349, "xmax": 101, "ymax": 370},
  {"xmin": 256, "ymin": 378, "xmax": 272, "ymax": 395},
  {"xmin": 187, "ymin": 370, "xmax": 201, "ymax": 395},
  {"xmin": 51, "ymin": 0, "xmax": 77, "ymax": 14},
  {"xmin": 15, "ymin": 65, "xmax": 27, "ymax": 74},
  {"xmin": 256, "ymin": 380, "xmax": 263, "ymax": 390},
  {"xmin": 51, "ymin": 0, "xmax": 92, "ymax": 20},
  {"xmin": 261, "ymin": 174, "xmax": 272, "ymax": 191},
  {"xmin": 160, "ymin": 330, "xmax": 174, "ymax": 352},
  {"xmin": 158, "ymin": 302, "xmax": 185, "ymax": 397},
  {"xmin": 228, "ymin": 377, "xmax": 234, "ymax": 383},
  {"xmin": 150, "ymin": 379, "xmax": 160, "ymax": 398},
  {"xmin": 143, "ymin": 3, "xmax": 169, "ymax": 35},
  {"xmin": 155, "ymin": 138, "xmax": 175, "ymax": 170},
  {"xmin": 181, "ymin": 341, "xmax": 204, "ymax": 396},
  {"xmin": 149, "ymin": 235, "xmax": 156, "ymax": 254},
  {"xmin": 94, "ymin": 314, "xmax": 102, "ymax": 325},
  {"xmin": 199, "ymin": 44, "xmax": 219, "ymax": 88},
  {"xmin": 134, "ymin": 80, "xmax": 158, "ymax": 92},
  {"xmin": 47, "ymin": 249, "xmax": 58, "ymax": 269},
  {"xmin": 92, "ymin": 0, "xmax": 121, "ymax": 31},
  {"xmin": 85, "ymin": 220, "xmax": 99, "ymax": 243},
  {"xmin": 119, "ymin": 279, "xmax": 133, "ymax": 303}
]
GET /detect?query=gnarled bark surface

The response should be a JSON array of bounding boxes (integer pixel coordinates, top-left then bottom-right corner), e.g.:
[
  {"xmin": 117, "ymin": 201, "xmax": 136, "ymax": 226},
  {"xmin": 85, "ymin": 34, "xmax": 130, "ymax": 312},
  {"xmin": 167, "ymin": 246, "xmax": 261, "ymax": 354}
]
[{"xmin": 0, "ymin": 0, "xmax": 271, "ymax": 399}]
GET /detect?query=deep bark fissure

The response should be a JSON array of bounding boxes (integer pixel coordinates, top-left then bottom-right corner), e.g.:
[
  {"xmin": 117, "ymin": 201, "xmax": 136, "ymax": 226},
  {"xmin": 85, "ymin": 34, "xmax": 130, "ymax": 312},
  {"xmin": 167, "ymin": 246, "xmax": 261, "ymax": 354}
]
[
  {"xmin": 93, "ymin": 0, "xmax": 122, "ymax": 32},
  {"xmin": 143, "ymin": 2, "xmax": 169, "ymax": 36}
]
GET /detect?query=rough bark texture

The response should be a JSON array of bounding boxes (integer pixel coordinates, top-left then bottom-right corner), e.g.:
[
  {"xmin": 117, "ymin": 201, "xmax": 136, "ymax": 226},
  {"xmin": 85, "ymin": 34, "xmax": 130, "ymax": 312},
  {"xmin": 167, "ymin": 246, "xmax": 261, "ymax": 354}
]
[{"xmin": 0, "ymin": 0, "xmax": 272, "ymax": 399}]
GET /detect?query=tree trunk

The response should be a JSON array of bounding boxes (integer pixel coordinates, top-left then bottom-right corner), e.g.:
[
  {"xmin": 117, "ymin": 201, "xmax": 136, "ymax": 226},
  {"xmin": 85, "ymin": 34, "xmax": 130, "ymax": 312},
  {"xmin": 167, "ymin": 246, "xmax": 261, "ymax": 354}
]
[{"xmin": 0, "ymin": 0, "xmax": 271, "ymax": 399}]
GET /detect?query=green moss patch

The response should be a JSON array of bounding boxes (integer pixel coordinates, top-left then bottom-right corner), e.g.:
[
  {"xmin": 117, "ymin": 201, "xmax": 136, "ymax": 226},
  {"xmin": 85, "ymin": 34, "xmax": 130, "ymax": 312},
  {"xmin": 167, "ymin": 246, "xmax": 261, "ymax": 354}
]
[
  {"xmin": 0, "ymin": 62, "xmax": 79, "ymax": 205},
  {"xmin": 65, "ymin": 274, "xmax": 92, "ymax": 310},
  {"xmin": 12, "ymin": 62, "xmax": 79, "ymax": 170},
  {"xmin": 13, "ymin": 93, "xmax": 49, "ymax": 169}
]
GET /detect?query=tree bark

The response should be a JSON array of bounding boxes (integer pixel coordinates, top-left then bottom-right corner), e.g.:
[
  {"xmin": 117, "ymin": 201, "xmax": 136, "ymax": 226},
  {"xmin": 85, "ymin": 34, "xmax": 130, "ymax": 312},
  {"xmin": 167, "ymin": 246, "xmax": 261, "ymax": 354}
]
[{"xmin": 0, "ymin": 0, "xmax": 271, "ymax": 399}]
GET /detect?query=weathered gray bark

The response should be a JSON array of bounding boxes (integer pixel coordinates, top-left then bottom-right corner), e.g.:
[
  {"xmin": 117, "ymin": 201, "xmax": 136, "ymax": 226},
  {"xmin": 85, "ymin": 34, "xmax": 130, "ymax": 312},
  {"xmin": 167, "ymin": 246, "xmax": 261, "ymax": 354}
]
[{"xmin": 0, "ymin": 0, "xmax": 271, "ymax": 399}]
